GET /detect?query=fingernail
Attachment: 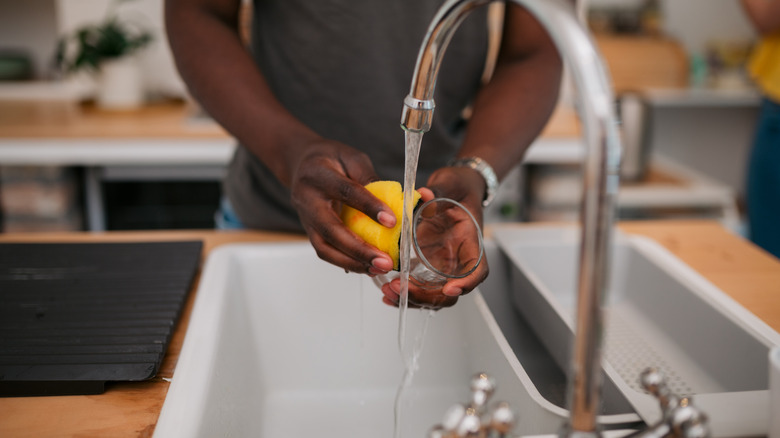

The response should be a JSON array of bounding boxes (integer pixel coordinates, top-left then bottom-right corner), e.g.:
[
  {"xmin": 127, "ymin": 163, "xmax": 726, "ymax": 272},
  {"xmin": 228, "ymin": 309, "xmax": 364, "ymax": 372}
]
[
  {"xmin": 377, "ymin": 211, "xmax": 396, "ymax": 228},
  {"xmin": 372, "ymin": 257, "xmax": 393, "ymax": 272},
  {"xmin": 368, "ymin": 267, "xmax": 385, "ymax": 275},
  {"xmin": 443, "ymin": 287, "xmax": 462, "ymax": 297},
  {"xmin": 389, "ymin": 282, "xmax": 400, "ymax": 294}
]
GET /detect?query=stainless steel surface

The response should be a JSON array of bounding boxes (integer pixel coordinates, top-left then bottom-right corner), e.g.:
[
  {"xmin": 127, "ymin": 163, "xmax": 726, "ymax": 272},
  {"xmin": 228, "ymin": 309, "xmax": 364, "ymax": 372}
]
[
  {"xmin": 402, "ymin": 0, "xmax": 621, "ymax": 434},
  {"xmin": 617, "ymin": 93, "xmax": 650, "ymax": 181}
]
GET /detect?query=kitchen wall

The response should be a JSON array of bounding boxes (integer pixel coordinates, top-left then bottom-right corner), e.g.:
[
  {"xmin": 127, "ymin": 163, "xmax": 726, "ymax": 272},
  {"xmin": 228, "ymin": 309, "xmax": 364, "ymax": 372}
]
[
  {"xmin": 1, "ymin": 0, "xmax": 760, "ymax": 83},
  {"xmin": 0, "ymin": 0, "xmax": 186, "ymax": 99},
  {"xmin": 662, "ymin": 0, "xmax": 756, "ymax": 54},
  {"xmin": 0, "ymin": 1, "xmax": 59, "ymax": 80},
  {"xmin": 587, "ymin": 0, "xmax": 757, "ymax": 51}
]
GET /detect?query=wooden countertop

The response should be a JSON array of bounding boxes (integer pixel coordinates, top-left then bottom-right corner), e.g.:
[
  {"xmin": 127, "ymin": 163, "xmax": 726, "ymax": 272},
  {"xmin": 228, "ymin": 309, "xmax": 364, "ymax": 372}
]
[
  {"xmin": 0, "ymin": 99, "xmax": 578, "ymax": 168},
  {"xmin": 0, "ymin": 100, "xmax": 228, "ymax": 139},
  {"xmin": 0, "ymin": 98, "xmax": 579, "ymax": 140},
  {"xmin": 0, "ymin": 100, "xmax": 235, "ymax": 166},
  {"xmin": 0, "ymin": 229, "xmax": 304, "ymax": 438},
  {"xmin": 0, "ymin": 221, "xmax": 778, "ymax": 437}
]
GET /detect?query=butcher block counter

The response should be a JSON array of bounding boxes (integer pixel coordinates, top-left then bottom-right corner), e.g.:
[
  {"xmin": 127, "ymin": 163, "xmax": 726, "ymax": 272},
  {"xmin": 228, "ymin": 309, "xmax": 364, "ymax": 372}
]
[
  {"xmin": 0, "ymin": 98, "xmax": 576, "ymax": 162},
  {"xmin": 0, "ymin": 220, "xmax": 778, "ymax": 437}
]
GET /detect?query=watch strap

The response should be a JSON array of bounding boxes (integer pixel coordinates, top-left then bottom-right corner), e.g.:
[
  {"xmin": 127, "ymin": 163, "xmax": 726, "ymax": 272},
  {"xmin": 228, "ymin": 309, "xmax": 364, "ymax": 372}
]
[{"xmin": 448, "ymin": 157, "xmax": 498, "ymax": 207}]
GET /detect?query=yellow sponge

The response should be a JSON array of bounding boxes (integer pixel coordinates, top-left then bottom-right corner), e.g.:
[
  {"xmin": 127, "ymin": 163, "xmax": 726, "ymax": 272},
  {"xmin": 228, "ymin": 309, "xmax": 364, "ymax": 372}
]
[{"xmin": 340, "ymin": 180, "xmax": 421, "ymax": 270}]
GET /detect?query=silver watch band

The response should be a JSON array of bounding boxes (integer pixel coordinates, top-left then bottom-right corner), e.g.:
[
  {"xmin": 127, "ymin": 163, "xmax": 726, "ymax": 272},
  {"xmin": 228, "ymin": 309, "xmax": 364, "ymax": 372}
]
[{"xmin": 448, "ymin": 157, "xmax": 498, "ymax": 207}]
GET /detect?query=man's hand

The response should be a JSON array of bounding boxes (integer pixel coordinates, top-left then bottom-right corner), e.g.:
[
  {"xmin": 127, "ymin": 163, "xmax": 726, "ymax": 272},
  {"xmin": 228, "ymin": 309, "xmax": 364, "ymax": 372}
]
[
  {"xmin": 289, "ymin": 139, "xmax": 398, "ymax": 276},
  {"xmin": 377, "ymin": 166, "xmax": 490, "ymax": 310}
]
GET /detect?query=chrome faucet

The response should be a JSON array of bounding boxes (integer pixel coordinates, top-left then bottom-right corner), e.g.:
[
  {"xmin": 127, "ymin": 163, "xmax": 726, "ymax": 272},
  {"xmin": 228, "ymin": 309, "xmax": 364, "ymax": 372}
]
[
  {"xmin": 402, "ymin": 0, "xmax": 621, "ymax": 436},
  {"xmin": 621, "ymin": 369, "xmax": 710, "ymax": 438},
  {"xmin": 429, "ymin": 370, "xmax": 711, "ymax": 437}
]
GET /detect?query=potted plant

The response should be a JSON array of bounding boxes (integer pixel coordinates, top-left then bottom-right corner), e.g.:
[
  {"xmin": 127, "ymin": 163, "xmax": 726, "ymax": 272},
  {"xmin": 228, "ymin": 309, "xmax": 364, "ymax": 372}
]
[{"xmin": 55, "ymin": 0, "xmax": 153, "ymax": 109}]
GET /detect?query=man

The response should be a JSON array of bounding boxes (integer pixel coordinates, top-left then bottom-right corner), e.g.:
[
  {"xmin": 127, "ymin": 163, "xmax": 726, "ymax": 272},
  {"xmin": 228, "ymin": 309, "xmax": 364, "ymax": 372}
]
[{"xmin": 165, "ymin": 0, "xmax": 562, "ymax": 308}]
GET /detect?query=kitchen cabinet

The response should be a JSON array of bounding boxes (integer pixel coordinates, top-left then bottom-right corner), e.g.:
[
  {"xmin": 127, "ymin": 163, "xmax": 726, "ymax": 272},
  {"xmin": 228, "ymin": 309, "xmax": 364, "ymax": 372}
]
[{"xmin": 0, "ymin": 99, "xmax": 233, "ymax": 231}]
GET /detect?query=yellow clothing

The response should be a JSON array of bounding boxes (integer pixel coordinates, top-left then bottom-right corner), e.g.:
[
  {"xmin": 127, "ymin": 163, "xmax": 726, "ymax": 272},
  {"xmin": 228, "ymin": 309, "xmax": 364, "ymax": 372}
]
[{"xmin": 748, "ymin": 32, "xmax": 780, "ymax": 101}]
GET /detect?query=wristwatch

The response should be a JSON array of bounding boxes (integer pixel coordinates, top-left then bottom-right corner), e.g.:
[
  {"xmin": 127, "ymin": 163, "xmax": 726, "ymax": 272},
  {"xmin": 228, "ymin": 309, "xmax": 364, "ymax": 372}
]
[{"xmin": 448, "ymin": 157, "xmax": 498, "ymax": 207}]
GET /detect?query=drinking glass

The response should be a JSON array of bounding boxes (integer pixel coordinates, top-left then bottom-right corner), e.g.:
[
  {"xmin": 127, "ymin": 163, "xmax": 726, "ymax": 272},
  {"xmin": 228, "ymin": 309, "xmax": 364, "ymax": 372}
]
[{"xmin": 372, "ymin": 197, "xmax": 484, "ymax": 290}]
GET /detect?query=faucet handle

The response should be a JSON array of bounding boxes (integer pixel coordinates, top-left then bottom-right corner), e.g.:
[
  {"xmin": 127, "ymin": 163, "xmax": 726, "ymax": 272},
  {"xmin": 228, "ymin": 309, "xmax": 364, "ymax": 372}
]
[
  {"xmin": 428, "ymin": 373, "xmax": 516, "ymax": 438},
  {"xmin": 469, "ymin": 372, "xmax": 496, "ymax": 409},
  {"xmin": 671, "ymin": 399, "xmax": 709, "ymax": 438},
  {"xmin": 639, "ymin": 368, "xmax": 679, "ymax": 411},
  {"xmin": 637, "ymin": 368, "xmax": 711, "ymax": 438},
  {"xmin": 487, "ymin": 401, "xmax": 516, "ymax": 436}
]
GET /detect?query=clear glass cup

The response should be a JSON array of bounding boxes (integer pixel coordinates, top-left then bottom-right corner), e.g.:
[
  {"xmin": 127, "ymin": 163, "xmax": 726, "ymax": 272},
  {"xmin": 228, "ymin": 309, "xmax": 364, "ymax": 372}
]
[{"xmin": 372, "ymin": 197, "xmax": 484, "ymax": 290}]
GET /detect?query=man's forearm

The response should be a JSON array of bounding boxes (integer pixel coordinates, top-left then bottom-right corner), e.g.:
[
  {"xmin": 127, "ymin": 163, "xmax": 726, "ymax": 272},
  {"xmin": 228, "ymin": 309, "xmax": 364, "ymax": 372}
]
[
  {"xmin": 457, "ymin": 7, "xmax": 562, "ymax": 182},
  {"xmin": 741, "ymin": 0, "xmax": 780, "ymax": 34}
]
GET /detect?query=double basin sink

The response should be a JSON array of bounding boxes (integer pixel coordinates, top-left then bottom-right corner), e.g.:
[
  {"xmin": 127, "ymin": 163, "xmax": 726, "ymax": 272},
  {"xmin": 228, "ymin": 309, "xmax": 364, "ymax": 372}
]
[{"xmin": 153, "ymin": 225, "xmax": 780, "ymax": 437}]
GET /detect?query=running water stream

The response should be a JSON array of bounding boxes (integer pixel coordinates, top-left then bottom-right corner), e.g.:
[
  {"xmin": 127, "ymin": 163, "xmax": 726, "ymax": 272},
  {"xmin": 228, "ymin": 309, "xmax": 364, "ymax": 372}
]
[
  {"xmin": 397, "ymin": 131, "xmax": 422, "ymax": 359},
  {"xmin": 393, "ymin": 129, "xmax": 434, "ymax": 438}
]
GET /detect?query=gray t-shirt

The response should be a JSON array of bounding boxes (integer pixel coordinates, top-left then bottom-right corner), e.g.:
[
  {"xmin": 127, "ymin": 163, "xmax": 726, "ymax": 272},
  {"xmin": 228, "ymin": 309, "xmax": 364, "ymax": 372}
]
[{"xmin": 225, "ymin": 0, "xmax": 488, "ymax": 232}]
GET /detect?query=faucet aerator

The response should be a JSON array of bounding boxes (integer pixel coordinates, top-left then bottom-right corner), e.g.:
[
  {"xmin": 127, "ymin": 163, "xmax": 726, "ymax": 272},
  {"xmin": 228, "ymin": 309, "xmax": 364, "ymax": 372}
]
[{"xmin": 401, "ymin": 95, "xmax": 435, "ymax": 133}]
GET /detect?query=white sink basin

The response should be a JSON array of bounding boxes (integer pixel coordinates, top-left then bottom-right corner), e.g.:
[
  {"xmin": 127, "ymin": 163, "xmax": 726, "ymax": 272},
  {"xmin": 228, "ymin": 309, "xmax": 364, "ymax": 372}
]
[
  {"xmin": 492, "ymin": 224, "xmax": 780, "ymax": 437},
  {"xmin": 156, "ymin": 225, "xmax": 779, "ymax": 437},
  {"xmin": 156, "ymin": 240, "xmax": 639, "ymax": 438}
]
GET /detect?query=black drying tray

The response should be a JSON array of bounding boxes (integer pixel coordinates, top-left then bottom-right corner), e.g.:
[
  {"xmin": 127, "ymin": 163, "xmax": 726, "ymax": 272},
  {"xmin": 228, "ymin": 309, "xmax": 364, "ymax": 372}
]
[{"xmin": 0, "ymin": 240, "xmax": 203, "ymax": 397}]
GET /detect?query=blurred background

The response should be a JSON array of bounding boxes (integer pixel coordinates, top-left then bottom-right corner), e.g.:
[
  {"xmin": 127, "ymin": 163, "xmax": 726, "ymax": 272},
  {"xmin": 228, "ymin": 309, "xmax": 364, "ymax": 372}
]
[{"xmin": 0, "ymin": 0, "xmax": 763, "ymax": 234}]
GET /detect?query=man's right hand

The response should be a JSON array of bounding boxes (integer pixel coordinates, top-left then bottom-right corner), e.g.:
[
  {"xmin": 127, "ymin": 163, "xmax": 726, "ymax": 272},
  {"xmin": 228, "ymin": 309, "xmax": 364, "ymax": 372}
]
[{"xmin": 289, "ymin": 139, "xmax": 398, "ymax": 276}]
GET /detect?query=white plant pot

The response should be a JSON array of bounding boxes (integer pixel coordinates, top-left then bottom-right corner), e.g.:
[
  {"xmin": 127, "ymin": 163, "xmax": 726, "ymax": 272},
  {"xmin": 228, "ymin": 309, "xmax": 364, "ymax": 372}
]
[{"xmin": 96, "ymin": 57, "xmax": 144, "ymax": 110}]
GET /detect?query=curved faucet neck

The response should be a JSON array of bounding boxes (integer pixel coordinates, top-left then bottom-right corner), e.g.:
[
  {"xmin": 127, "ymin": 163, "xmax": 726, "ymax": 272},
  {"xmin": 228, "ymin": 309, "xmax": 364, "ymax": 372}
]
[{"xmin": 402, "ymin": 0, "xmax": 622, "ymax": 435}]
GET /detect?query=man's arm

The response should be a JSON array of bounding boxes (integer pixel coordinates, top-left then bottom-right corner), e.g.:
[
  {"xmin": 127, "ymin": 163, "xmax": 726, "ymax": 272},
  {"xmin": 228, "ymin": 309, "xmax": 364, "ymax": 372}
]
[
  {"xmin": 414, "ymin": 5, "xmax": 562, "ymax": 305},
  {"xmin": 164, "ymin": 0, "xmax": 318, "ymax": 185},
  {"xmin": 741, "ymin": 0, "xmax": 780, "ymax": 35},
  {"xmin": 426, "ymin": 4, "xmax": 562, "ymax": 214},
  {"xmin": 459, "ymin": 4, "xmax": 562, "ymax": 181},
  {"xmin": 165, "ymin": 0, "xmax": 398, "ymax": 275}
]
